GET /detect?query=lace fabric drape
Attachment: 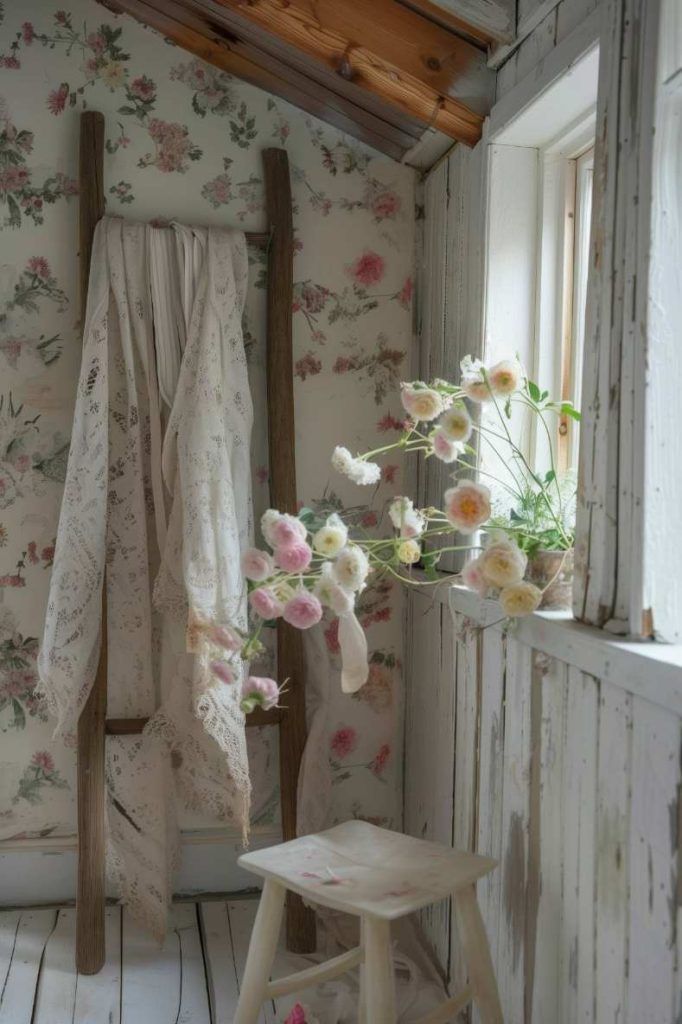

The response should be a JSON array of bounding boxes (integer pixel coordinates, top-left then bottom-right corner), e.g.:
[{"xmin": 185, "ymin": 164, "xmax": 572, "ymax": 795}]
[{"xmin": 38, "ymin": 216, "xmax": 253, "ymax": 937}]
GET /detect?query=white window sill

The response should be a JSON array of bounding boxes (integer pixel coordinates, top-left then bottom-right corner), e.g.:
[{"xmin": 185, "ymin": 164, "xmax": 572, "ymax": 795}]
[{"xmin": 437, "ymin": 583, "xmax": 682, "ymax": 715}]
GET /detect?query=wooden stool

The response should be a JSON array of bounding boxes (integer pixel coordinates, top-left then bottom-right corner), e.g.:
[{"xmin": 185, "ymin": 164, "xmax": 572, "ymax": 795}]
[{"xmin": 234, "ymin": 820, "xmax": 502, "ymax": 1024}]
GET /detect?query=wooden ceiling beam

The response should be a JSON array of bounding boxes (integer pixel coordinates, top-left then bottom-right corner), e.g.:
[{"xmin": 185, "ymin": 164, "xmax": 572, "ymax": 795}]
[
  {"xmin": 205, "ymin": 0, "xmax": 489, "ymax": 145},
  {"xmin": 104, "ymin": 0, "xmax": 423, "ymax": 158}
]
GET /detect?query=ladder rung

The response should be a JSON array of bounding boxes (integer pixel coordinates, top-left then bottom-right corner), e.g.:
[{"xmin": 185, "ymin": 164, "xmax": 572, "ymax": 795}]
[
  {"xmin": 105, "ymin": 707, "xmax": 284, "ymax": 735},
  {"xmin": 105, "ymin": 717, "xmax": 148, "ymax": 735}
]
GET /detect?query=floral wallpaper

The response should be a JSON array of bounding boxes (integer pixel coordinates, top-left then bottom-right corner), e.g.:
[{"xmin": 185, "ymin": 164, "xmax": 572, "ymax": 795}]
[{"xmin": 0, "ymin": 0, "xmax": 415, "ymax": 845}]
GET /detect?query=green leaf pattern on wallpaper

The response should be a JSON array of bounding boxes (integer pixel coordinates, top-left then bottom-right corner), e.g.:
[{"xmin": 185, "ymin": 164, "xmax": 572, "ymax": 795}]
[{"xmin": 0, "ymin": 0, "xmax": 414, "ymax": 840}]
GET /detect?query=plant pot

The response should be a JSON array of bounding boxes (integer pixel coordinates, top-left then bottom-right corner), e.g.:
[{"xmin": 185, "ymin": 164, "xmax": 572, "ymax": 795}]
[{"xmin": 526, "ymin": 548, "xmax": 574, "ymax": 610}]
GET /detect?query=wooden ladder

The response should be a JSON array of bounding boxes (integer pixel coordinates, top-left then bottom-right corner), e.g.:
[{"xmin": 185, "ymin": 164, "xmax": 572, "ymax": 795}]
[{"xmin": 76, "ymin": 111, "xmax": 315, "ymax": 975}]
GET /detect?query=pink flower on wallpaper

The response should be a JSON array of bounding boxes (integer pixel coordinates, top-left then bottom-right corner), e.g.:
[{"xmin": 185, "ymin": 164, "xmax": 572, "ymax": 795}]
[
  {"xmin": 21, "ymin": 23, "xmax": 35, "ymax": 45},
  {"xmin": 397, "ymin": 277, "xmax": 413, "ymax": 309},
  {"xmin": 130, "ymin": 75, "xmax": 156, "ymax": 101},
  {"xmin": 86, "ymin": 31, "xmax": 106, "ymax": 55},
  {"xmin": 330, "ymin": 727, "xmax": 357, "ymax": 760},
  {"xmin": 140, "ymin": 119, "xmax": 202, "ymax": 173},
  {"xmin": 0, "ymin": 56, "xmax": 20, "ymax": 69},
  {"xmin": 27, "ymin": 542, "xmax": 39, "ymax": 565},
  {"xmin": 0, "ymin": 166, "xmax": 30, "ymax": 195},
  {"xmin": 55, "ymin": 10, "xmax": 69, "ymax": 25},
  {"xmin": 47, "ymin": 83, "xmax": 69, "ymax": 116},
  {"xmin": 371, "ymin": 190, "xmax": 401, "ymax": 220},
  {"xmin": 377, "ymin": 412, "xmax": 406, "ymax": 432},
  {"xmin": 27, "ymin": 256, "xmax": 50, "ymax": 279},
  {"xmin": 370, "ymin": 744, "xmax": 391, "ymax": 776},
  {"xmin": 294, "ymin": 352, "xmax": 322, "ymax": 381},
  {"xmin": 41, "ymin": 544, "xmax": 55, "ymax": 566},
  {"xmin": 32, "ymin": 751, "xmax": 54, "ymax": 772},
  {"xmin": 348, "ymin": 249, "xmax": 385, "ymax": 287},
  {"xmin": 381, "ymin": 464, "xmax": 399, "ymax": 484},
  {"xmin": 360, "ymin": 511, "xmax": 378, "ymax": 528},
  {"xmin": 0, "ymin": 575, "xmax": 25, "ymax": 588}
]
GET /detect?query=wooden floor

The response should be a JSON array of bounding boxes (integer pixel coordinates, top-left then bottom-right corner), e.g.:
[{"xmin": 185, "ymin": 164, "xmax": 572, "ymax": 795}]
[{"xmin": 0, "ymin": 898, "xmax": 312, "ymax": 1023}]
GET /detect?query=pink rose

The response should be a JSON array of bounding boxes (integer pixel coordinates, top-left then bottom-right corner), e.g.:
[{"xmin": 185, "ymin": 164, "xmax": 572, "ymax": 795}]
[
  {"xmin": 249, "ymin": 587, "xmax": 284, "ymax": 619},
  {"xmin": 444, "ymin": 482, "xmax": 491, "ymax": 535},
  {"xmin": 371, "ymin": 190, "xmax": 401, "ymax": 220},
  {"xmin": 370, "ymin": 743, "xmax": 391, "ymax": 776},
  {"xmin": 208, "ymin": 624, "xmax": 242, "ymax": 652},
  {"xmin": 240, "ymin": 675, "xmax": 280, "ymax": 714},
  {"xmin": 431, "ymin": 428, "xmax": 458, "ymax": 463},
  {"xmin": 462, "ymin": 555, "xmax": 488, "ymax": 596},
  {"xmin": 210, "ymin": 660, "xmax": 236, "ymax": 685},
  {"xmin": 275, "ymin": 541, "xmax": 312, "ymax": 573},
  {"xmin": 32, "ymin": 751, "xmax": 54, "ymax": 771},
  {"xmin": 47, "ymin": 83, "xmax": 69, "ymax": 116},
  {"xmin": 269, "ymin": 514, "xmax": 307, "ymax": 549},
  {"xmin": 27, "ymin": 256, "xmax": 50, "ymax": 278},
  {"xmin": 348, "ymin": 250, "xmax": 385, "ymax": 287},
  {"xmin": 283, "ymin": 591, "xmax": 323, "ymax": 630},
  {"xmin": 330, "ymin": 726, "xmax": 356, "ymax": 759},
  {"xmin": 22, "ymin": 22, "xmax": 35, "ymax": 44},
  {"xmin": 241, "ymin": 547, "xmax": 274, "ymax": 582}
]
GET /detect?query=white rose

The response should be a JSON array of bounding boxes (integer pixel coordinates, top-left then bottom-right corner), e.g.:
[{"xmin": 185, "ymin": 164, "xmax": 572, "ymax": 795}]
[
  {"xmin": 313, "ymin": 513, "xmax": 348, "ymax": 557},
  {"xmin": 332, "ymin": 545, "xmax": 370, "ymax": 591},
  {"xmin": 480, "ymin": 542, "xmax": 527, "ymax": 587},
  {"xmin": 499, "ymin": 581, "xmax": 542, "ymax": 616}
]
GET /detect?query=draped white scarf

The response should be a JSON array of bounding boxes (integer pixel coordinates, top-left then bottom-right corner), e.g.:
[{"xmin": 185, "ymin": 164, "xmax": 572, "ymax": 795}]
[{"xmin": 38, "ymin": 216, "xmax": 253, "ymax": 937}]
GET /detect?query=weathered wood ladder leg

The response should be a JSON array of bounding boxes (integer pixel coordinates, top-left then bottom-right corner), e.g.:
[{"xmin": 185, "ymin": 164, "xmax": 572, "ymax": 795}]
[
  {"xmin": 76, "ymin": 110, "xmax": 107, "ymax": 976},
  {"xmin": 263, "ymin": 147, "xmax": 316, "ymax": 954}
]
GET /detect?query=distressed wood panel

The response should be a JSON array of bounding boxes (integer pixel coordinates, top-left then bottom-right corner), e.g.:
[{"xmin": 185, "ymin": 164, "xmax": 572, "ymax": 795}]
[
  {"xmin": 405, "ymin": 596, "xmax": 682, "ymax": 1022},
  {"xmin": 528, "ymin": 655, "xmax": 567, "ymax": 1022},
  {"xmin": 404, "ymin": 591, "xmax": 457, "ymax": 972},
  {"xmin": 626, "ymin": 699, "xmax": 681, "ymax": 1023},
  {"xmin": 495, "ymin": 638, "xmax": 532, "ymax": 1023},
  {"xmin": 560, "ymin": 667, "xmax": 598, "ymax": 1023}
]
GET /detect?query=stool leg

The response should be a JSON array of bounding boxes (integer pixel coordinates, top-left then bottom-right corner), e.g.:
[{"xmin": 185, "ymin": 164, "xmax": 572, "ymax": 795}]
[
  {"xmin": 454, "ymin": 885, "xmax": 503, "ymax": 1024},
  {"xmin": 362, "ymin": 916, "xmax": 395, "ymax": 1024},
  {"xmin": 234, "ymin": 880, "xmax": 286, "ymax": 1024}
]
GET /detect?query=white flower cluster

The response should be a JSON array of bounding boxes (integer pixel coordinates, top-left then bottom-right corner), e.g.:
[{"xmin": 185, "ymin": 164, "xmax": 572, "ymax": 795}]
[{"xmin": 331, "ymin": 446, "xmax": 381, "ymax": 486}]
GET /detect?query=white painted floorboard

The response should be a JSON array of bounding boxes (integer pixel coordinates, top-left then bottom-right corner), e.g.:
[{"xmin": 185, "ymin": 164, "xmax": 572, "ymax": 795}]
[{"xmin": 0, "ymin": 899, "xmax": 274, "ymax": 1024}]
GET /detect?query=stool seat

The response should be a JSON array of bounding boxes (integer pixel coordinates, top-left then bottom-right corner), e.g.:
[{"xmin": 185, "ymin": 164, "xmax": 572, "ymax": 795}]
[
  {"xmin": 235, "ymin": 821, "xmax": 503, "ymax": 1024},
  {"xmin": 239, "ymin": 819, "xmax": 496, "ymax": 920}
]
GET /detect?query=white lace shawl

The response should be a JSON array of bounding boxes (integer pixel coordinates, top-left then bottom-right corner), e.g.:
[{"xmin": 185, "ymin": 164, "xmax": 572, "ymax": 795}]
[{"xmin": 38, "ymin": 216, "xmax": 253, "ymax": 937}]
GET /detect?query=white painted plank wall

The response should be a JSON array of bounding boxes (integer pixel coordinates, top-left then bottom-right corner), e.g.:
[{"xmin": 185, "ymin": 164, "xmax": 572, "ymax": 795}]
[{"xmin": 403, "ymin": 596, "xmax": 682, "ymax": 1022}]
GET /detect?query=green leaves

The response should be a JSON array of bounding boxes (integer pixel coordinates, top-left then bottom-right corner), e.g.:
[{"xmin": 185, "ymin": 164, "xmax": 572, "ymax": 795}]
[{"xmin": 560, "ymin": 402, "xmax": 581, "ymax": 421}]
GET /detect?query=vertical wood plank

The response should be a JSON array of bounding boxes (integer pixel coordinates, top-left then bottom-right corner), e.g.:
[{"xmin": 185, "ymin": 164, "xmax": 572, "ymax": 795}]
[
  {"xmin": 262, "ymin": 147, "xmax": 315, "ymax": 955},
  {"xmin": 450, "ymin": 615, "xmax": 481, "ymax": 1002},
  {"xmin": 404, "ymin": 592, "xmax": 456, "ymax": 974},
  {"xmin": 0, "ymin": 912, "xmax": 21, "ymax": 997},
  {"xmin": 32, "ymin": 909, "xmax": 78, "ymax": 1024},
  {"xmin": 626, "ymin": 698, "xmax": 681, "ymax": 1023},
  {"xmin": 495, "ymin": 637, "xmax": 532, "ymax": 1024},
  {"xmin": 0, "ymin": 909, "xmax": 57, "ymax": 1024},
  {"xmin": 199, "ymin": 901, "xmax": 240, "ymax": 1023},
  {"xmin": 475, "ymin": 629, "xmax": 506, "ymax": 979},
  {"xmin": 174, "ymin": 904, "xmax": 211, "ymax": 1021},
  {"xmin": 72, "ymin": 907, "xmax": 122, "ymax": 1024},
  {"xmin": 76, "ymin": 108, "xmax": 107, "ymax": 977},
  {"xmin": 120, "ymin": 907, "xmax": 181, "ymax": 1023},
  {"xmin": 528, "ymin": 655, "xmax": 567, "ymax": 1024},
  {"xmin": 595, "ymin": 682, "xmax": 632, "ymax": 1023},
  {"xmin": 560, "ymin": 667, "xmax": 598, "ymax": 1023}
]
